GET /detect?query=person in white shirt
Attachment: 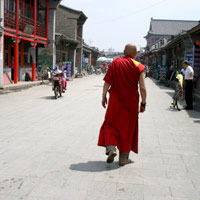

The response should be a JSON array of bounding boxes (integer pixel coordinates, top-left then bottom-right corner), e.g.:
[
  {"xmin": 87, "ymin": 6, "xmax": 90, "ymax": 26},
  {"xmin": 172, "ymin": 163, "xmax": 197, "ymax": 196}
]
[
  {"xmin": 183, "ymin": 60, "xmax": 194, "ymax": 110},
  {"xmin": 181, "ymin": 68, "xmax": 185, "ymax": 78}
]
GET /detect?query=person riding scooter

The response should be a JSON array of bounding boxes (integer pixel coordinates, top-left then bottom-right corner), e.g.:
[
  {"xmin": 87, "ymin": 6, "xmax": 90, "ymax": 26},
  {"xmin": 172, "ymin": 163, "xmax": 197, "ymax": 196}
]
[{"xmin": 53, "ymin": 60, "xmax": 67, "ymax": 91}]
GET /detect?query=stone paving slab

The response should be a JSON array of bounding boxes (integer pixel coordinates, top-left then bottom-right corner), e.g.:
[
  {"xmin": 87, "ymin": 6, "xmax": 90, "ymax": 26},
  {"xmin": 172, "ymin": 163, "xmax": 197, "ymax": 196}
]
[{"xmin": 0, "ymin": 76, "xmax": 200, "ymax": 200}]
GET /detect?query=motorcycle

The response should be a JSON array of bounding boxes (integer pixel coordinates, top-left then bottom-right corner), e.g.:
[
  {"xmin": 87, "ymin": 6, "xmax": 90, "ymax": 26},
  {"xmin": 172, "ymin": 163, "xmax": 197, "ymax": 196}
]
[
  {"xmin": 101, "ymin": 67, "xmax": 107, "ymax": 74},
  {"xmin": 52, "ymin": 70, "xmax": 64, "ymax": 99},
  {"xmin": 95, "ymin": 68, "xmax": 101, "ymax": 75}
]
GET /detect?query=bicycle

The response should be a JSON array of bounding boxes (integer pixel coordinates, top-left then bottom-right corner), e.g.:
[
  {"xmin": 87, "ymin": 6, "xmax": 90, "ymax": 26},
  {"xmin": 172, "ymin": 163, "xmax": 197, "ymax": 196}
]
[{"xmin": 172, "ymin": 87, "xmax": 184, "ymax": 111}]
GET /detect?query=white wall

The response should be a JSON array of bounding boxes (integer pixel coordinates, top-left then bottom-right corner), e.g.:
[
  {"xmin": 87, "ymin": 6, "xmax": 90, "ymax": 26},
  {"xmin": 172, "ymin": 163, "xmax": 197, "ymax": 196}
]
[{"xmin": 0, "ymin": 0, "xmax": 4, "ymax": 87}]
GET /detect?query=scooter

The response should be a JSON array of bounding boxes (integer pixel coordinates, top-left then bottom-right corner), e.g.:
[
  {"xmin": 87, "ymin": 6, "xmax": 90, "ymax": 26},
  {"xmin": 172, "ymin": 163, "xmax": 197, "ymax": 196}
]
[
  {"xmin": 101, "ymin": 67, "xmax": 107, "ymax": 74},
  {"xmin": 52, "ymin": 70, "xmax": 64, "ymax": 99},
  {"xmin": 95, "ymin": 68, "xmax": 101, "ymax": 75}
]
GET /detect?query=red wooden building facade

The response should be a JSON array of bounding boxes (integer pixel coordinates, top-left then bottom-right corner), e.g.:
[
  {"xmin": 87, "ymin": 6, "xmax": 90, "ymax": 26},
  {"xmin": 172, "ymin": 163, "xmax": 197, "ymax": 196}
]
[{"xmin": 4, "ymin": 0, "xmax": 49, "ymax": 83}]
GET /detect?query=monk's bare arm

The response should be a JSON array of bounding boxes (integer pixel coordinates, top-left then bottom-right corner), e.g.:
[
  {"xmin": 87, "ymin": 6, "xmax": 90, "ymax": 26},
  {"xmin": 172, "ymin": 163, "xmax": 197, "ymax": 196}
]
[
  {"xmin": 102, "ymin": 82, "xmax": 110, "ymax": 108},
  {"xmin": 139, "ymin": 72, "xmax": 147, "ymax": 112},
  {"xmin": 103, "ymin": 82, "xmax": 110, "ymax": 97}
]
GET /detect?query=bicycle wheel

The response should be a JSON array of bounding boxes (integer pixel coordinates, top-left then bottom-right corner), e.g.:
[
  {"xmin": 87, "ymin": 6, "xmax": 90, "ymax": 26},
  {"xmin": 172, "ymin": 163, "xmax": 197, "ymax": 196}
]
[{"xmin": 177, "ymin": 90, "xmax": 185, "ymax": 108}]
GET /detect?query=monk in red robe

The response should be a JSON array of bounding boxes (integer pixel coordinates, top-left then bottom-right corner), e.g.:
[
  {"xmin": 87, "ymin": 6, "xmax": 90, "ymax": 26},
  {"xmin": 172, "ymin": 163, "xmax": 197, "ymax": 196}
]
[{"xmin": 98, "ymin": 44, "xmax": 147, "ymax": 166}]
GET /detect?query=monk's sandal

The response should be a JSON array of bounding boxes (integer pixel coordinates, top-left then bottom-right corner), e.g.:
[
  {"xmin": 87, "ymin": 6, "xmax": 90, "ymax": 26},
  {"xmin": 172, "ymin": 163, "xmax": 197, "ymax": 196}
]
[
  {"xmin": 119, "ymin": 152, "xmax": 132, "ymax": 166},
  {"xmin": 107, "ymin": 151, "xmax": 117, "ymax": 163}
]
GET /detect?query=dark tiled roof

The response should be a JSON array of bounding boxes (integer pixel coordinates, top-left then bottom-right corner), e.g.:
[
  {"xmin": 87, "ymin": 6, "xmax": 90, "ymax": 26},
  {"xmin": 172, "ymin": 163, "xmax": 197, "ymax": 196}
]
[
  {"xmin": 59, "ymin": 4, "xmax": 87, "ymax": 20},
  {"xmin": 146, "ymin": 18, "xmax": 199, "ymax": 37},
  {"xmin": 55, "ymin": 33, "xmax": 79, "ymax": 44}
]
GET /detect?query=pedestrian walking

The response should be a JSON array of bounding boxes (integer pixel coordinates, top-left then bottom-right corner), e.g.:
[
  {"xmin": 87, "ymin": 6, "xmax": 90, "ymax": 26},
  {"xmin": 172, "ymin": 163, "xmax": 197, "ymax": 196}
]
[
  {"xmin": 183, "ymin": 60, "xmax": 194, "ymax": 110},
  {"xmin": 98, "ymin": 44, "xmax": 147, "ymax": 166}
]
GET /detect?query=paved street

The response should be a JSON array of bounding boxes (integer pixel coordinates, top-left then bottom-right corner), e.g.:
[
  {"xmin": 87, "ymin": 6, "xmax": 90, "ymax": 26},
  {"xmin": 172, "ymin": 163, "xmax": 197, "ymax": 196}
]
[{"xmin": 0, "ymin": 75, "xmax": 200, "ymax": 200}]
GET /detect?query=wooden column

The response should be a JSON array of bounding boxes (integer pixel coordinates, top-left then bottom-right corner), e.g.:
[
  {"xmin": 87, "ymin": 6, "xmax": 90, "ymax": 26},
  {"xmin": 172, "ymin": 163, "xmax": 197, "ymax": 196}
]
[
  {"xmin": 32, "ymin": 0, "xmax": 37, "ymax": 81},
  {"xmin": 14, "ymin": 0, "xmax": 19, "ymax": 83}
]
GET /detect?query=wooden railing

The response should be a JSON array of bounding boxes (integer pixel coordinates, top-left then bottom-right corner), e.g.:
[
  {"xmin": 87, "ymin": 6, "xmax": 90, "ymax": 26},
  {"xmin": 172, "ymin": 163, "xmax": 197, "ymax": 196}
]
[
  {"xmin": 19, "ymin": 14, "xmax": 34, "ymax": 33},
  {"xmin": 36, "ymin": 21, "xmax": 47, "ymax": 38},
  {"xmin": 4, "ymin": 9, "xmax": 47, "ymax": 38},
  {"xmin": 4, "ymin": 9, "xmax": 16, "ymax": 29}
]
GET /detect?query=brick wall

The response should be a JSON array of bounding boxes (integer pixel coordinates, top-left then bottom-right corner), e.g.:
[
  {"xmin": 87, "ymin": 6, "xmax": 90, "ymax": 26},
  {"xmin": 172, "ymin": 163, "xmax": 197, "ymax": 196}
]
[{"xmin": 56, "ymin": 7, "xmax": 78, "ymax": 40}]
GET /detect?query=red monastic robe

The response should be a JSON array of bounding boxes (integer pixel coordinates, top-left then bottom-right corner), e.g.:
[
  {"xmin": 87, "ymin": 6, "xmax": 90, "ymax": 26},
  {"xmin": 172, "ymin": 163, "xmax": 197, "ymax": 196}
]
[{"xmin": 98, "ymin": 56, "xmax": 145, "ymax": 153}]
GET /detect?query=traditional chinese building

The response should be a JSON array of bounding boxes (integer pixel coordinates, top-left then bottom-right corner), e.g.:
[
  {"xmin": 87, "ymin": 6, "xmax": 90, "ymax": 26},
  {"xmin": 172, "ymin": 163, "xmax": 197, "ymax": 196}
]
[
  {"xmin": 83, "ymin": 42, "xmax": 102, "ymax": 70},
  {"xmin": 55, "ymin": 5, "xmax": 87, "ymax": 75},
  {"xmin": 0, "ymin": 0, "xmax": 62, "ymax": 87},
  {"xmin": 144, "ymin": 18, "xmax": 198, "ymax": 49}
]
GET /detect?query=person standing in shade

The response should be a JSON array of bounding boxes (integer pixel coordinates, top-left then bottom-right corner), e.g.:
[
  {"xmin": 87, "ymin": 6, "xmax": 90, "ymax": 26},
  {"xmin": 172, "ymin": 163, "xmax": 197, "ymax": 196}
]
[
  {"xmin": 183, "ymin": 60, "xmax": 194, "ymax": 110},
  {"xmin": 98, "ymin": 44, "xmax": 147, "ymax": 166}
]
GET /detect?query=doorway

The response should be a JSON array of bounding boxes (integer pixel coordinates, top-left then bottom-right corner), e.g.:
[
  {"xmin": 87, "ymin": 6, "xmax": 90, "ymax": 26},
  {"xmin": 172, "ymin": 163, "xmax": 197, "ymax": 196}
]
[{"xmin": 11, "ymin": 46, "xmax": 14, "ymax": 81}]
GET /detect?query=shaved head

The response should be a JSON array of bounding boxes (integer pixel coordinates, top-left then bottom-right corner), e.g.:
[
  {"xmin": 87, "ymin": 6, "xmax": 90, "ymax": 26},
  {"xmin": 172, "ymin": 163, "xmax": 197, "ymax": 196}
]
[{"xmin": 124, "ymin": 44, "xmax": 137, "ymax": 58}]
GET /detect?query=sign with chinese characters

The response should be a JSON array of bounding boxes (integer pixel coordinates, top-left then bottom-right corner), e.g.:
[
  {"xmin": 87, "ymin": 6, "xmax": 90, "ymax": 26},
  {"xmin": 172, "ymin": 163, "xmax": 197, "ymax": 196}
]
[
  {"xmin": 184, "ymin": 51, "xmax": 193, "ymax": 66},
  {"xmin": 158, "ymin": 66, "xmax": 168, "ymax": 82},
  {"xmin": 63, "ymin": 61, "xmax": 73, "ymax": 78}
]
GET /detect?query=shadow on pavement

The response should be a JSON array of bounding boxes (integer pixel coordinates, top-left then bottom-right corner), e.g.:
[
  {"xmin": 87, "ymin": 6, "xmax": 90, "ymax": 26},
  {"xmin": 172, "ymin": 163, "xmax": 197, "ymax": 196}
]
[
  {"xmin": 69, "ymin": 161, "xmax": 120, "ymax": 172},
  {"xmin": 166, "ymin": 91, "xmax": 174, "ymax": 98},
  {"xmin": 194, "ymin": 120, "xmax": 200, "ymax": 123},
  {"xmin": 151, "ymin": 78, "xmax": 200, "ymax": 117},
  {"xmin": 40, "ymin": 96, "xmax": 57, "ymax": 100},
  {"xmin": 188, "ymin": 110, "xmax": 200, "ymax": 119},
  {"xmin": 166, "ymin": 106, "xmax": 180, "ymax": 112}
]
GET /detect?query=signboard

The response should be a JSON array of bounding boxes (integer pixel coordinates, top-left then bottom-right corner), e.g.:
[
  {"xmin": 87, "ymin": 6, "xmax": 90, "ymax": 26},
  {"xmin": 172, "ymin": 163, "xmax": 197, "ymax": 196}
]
[
  {"xmin": 63, "ymin": 61, "xmax": 73, "ymax": 78},
  {"xmin": 23, "ymin": 24, "xmax": 34, "ymax": 34},
  {"xmin": 184, "ymin": 51, "xmax": 193, "ymax": 66},
  {"xmin": 193, "ymin": 46, "xmax": 200, "ymax": 76},
  {"xmin": 38, "ymin": 48, "xmax": 53, "ymax": 72},
  {"xmin": 158, "ymin": 66, "xmax": 168, "ymax": 82}
]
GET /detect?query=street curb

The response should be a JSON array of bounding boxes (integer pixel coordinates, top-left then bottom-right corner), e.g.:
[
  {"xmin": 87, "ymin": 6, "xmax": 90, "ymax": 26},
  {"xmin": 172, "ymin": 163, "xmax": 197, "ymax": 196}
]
[{"xmin": 0, "ymin": 80, "xmax": 49, "ymax": 95}]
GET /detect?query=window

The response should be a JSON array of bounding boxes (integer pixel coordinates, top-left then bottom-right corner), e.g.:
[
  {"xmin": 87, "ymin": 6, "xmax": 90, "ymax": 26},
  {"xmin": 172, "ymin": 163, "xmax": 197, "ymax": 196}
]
[
  {"xmin": 5, "ymin": 52, "xmax": 9, "ymax": 67},
  {"xmin": 77, "ymin": 26, "xmax": 79, "ymax": 37},
  {"xmin": 23, "ymin": 42, "xmax": 31, "ymax": 67},
  {"xmin": 38, "ymin": 0, "xmax": 47, "ymax": 24},
  {"xmin": 56, "ymin": 51, "xmax": 62, "ymax": 64},
  {"xmin": 5, "ymin": 0, "xmax": 16, "ymax": 12},
  {"xmin": 4, "ymin": 37, "xmax": 9, "ymax": 67},
  {"xmin": 25, "ymin": 0, "xmax": 33, "ymax": 6},
  {"xmin": 18, "ymin": 43, "xmax": 21, "ymax": 67},
  {"xmin": 24, "ymin": 0, "xmax": 33, "ymax": 19}
]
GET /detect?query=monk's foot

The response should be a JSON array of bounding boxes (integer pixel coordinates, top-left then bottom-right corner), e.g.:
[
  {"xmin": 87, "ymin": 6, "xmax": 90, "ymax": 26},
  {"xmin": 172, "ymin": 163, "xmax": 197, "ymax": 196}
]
[
  {"xmin": 106, "ymin": 151, "xmax": 117, "ymax": 163},
  {"xmin": 119, "ymin": 159, "xmax": 132, "ymax": 166}
]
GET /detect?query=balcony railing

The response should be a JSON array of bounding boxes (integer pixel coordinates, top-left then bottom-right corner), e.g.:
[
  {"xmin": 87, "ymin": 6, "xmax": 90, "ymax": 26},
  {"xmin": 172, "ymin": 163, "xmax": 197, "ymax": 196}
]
[
  {"xmin": 4, "ymin": 9, "xmax": 47, "ymax": 38},
  {"xmin": 19, "ymin": 14, "xmax": 34, "ymax": 33},
  {"xmin": 4, "ymin": 9, "xmax": 16, "ymax": 29},
  {"xmin": 36, "ymin": 21, "xmax": 47, "ymax": 38}
]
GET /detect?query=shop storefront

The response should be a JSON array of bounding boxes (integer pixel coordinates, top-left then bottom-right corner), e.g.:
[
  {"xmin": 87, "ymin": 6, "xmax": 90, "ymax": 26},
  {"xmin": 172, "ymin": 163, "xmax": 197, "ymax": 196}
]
[{"xmin": 3, "ymin": 0, "xmax": 50, "ymax": 84}]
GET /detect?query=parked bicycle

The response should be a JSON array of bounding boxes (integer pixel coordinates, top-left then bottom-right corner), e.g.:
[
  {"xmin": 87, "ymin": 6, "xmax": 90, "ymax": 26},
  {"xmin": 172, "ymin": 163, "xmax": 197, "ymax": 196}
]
[{"xmin": 171, "ymin": 72, "xmax": 184, "ymax": 111}]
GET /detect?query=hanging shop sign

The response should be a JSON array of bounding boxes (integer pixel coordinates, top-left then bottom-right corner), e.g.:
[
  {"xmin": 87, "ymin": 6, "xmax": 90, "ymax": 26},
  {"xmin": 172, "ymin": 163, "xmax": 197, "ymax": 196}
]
[
  {"xmin": 193, "ymin": 46, "xmax": 200, "ymax": 76},
  {"xmin": 23, "ymin": 24, "xmax": 34, "ymax": 34},
  {"xmin": 158, "ymin": 65, "xmax": 168, "ymax": 82},
  {"xmin": 184, "ymin": 51, "xmax": 193, "ymax": 66},
  {"xmin": 63, "ymin": 61, "xmax": 73, "ymax": 78}
]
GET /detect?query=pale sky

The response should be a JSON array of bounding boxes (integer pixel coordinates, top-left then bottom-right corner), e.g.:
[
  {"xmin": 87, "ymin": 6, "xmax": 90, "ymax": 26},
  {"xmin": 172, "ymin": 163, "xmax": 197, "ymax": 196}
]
[{"xmin": 62, "ymin": 0, "xmax": 200, "ymax": 52}]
